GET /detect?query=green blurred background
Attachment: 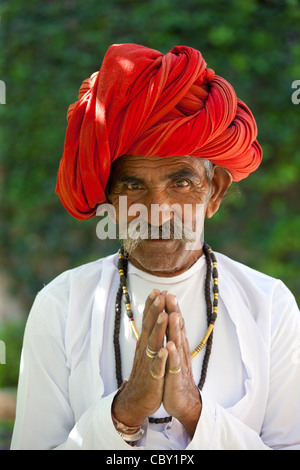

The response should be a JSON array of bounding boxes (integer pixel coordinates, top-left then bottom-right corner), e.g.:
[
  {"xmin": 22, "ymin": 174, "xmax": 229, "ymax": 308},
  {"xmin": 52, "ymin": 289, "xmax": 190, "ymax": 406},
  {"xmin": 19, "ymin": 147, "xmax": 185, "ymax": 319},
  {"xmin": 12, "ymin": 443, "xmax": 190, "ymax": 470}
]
[{"xmin": 0, "ymin": 0, "xmax": 299, "ymax": 448}]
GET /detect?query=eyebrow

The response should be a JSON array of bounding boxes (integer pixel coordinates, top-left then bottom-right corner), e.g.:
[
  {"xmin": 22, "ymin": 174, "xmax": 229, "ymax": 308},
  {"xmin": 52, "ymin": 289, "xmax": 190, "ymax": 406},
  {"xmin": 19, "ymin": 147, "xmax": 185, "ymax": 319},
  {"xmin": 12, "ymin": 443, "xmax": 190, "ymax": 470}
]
[
  {"xmin": 117, "ymin": 175, "xmax": 145, "ymax": 184},
  {"xmin": 166, "ymin": 168, "xmax": 199, "ymax": 180},
  {"xmin": 117, "ymin": 168, "xmax": 199, "ymax": 185}
]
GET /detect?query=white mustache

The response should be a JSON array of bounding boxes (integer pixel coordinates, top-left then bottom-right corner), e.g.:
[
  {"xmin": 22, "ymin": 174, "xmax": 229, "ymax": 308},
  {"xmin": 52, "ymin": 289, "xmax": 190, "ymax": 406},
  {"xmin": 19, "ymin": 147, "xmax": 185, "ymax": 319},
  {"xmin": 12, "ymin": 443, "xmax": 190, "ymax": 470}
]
[
  {"xmin": 122, "ymin": 216, "xmax": 203, "ymax": 254},
  {"xmin": 126, "ymin": 217, "xmax": 195, "ymax": 242},
  {"xmin": 95, "ymin": 199, "xmax": 205, "ymax": 252}
]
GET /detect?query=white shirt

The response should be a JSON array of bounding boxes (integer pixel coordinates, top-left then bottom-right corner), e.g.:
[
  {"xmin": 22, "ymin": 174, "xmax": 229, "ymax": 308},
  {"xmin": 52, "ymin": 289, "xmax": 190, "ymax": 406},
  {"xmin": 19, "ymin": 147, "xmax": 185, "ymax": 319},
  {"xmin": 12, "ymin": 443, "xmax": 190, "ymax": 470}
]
[{"xmin": 11, "ymin": 251, "xmax": 300, "ymax": 450}]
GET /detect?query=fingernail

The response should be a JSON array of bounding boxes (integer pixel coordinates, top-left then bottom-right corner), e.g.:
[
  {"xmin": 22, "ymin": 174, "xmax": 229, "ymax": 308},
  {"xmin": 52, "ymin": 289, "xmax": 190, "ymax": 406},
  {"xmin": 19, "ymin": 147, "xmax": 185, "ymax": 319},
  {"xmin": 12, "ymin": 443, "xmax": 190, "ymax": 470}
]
[
  {"xmin": 158, "ymin": 348, "xmax": 164, "ymax": 358},
  {"xmin": 154, "ymin": 296, "xmax": 160, "ymax": 307},
  {"xmin": 157, "ymin": 313, "xmax": 163, "ymax": 324},
  {"xmin": 172, "ymin": 296, "xmax": 177, "ymax": 305},
  {"xmin": 150, "ymin": 289, "xmax": 158, "ymax": 299}
]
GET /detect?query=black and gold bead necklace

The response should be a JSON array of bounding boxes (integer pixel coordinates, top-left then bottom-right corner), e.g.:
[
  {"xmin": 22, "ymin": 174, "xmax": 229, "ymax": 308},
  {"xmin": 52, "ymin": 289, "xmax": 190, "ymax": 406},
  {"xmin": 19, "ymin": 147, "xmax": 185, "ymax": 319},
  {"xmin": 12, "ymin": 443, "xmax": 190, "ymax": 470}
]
[{"xmin": 114, "ymin": 242, "xmax": 219, "ymax": 424}]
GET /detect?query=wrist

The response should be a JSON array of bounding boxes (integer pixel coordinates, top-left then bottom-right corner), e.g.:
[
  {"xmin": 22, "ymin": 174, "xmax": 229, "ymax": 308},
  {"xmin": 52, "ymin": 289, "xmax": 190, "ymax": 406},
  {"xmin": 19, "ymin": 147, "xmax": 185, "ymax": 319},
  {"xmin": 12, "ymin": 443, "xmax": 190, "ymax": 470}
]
[
  {"xmin": 177, "ymin": 388, "xmax": 202, "ymax": 438},
  {"xmin": 111, "ymin": 411, "xmax": 145, "ymax": 444},
  {"xmin": 111, "ymin": 380, "xmax": 145, "ymax": 445},
  {"xmin": 111, "ymin": 379, "xmax": 147, "ymax": 428}
]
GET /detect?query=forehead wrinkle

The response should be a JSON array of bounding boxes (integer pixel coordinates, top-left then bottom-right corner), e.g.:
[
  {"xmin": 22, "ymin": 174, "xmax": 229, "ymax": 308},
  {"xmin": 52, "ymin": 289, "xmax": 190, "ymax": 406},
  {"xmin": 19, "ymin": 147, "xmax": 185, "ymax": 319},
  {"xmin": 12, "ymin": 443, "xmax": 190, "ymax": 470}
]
[
  {"xmin": 111, "ymin": 154, "xmax": 206, "ymax": 186},
  {"xmin": 117, "ymin": 168, "xmax": 199, "ymax": 184}
]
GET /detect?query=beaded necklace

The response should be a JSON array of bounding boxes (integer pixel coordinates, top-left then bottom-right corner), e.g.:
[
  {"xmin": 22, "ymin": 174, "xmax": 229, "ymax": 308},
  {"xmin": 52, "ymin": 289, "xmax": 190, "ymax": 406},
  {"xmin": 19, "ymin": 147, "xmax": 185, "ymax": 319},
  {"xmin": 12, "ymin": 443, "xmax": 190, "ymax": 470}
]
[{"xmin": 114, "ymin": 242, "xmax": 219, "ymax": 424}]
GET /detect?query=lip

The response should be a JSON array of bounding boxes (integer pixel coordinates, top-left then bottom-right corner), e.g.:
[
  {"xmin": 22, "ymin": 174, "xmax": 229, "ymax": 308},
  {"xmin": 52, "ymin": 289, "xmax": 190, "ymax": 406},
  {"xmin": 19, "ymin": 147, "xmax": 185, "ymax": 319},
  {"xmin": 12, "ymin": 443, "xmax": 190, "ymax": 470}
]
[{"xmin": 143, "ymin": 238, "xmax": 177, "ymax": 244}]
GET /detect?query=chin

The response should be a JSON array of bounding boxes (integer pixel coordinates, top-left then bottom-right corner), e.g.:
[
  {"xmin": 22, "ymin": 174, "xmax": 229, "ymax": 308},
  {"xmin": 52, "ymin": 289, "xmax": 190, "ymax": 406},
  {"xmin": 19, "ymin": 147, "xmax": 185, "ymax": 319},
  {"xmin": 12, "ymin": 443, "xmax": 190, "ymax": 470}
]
[{"xmin": 126, "ymin": 239, "xmax": 191, "ymax": 275}]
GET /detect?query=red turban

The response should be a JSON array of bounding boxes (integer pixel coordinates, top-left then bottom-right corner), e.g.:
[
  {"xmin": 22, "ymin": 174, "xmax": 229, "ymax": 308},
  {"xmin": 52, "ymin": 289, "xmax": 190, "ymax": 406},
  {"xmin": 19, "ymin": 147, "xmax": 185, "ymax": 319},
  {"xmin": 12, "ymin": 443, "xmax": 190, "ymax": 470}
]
[{"xmin": 56, "ymin": 43, "xmax": 262, "ymax": 220}]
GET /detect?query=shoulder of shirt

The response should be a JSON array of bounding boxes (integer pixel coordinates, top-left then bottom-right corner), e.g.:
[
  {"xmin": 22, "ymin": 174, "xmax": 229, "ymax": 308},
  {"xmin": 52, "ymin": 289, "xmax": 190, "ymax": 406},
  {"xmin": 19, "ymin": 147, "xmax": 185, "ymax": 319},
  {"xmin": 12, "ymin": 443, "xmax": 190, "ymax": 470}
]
[
  {"xmin": 31, "ymin": 249, "xmax": 298, "ymax": 317},
  {"xmin": 215, "ymin": 251, "xmax": 297, "ymax": 307},
  {"xmin": 35, "ymin": 251, "xmax": 119, "ymax": 303},
  {"xmin": 25, "ymin": 253, "xmax": 119, "ymax": 336}
]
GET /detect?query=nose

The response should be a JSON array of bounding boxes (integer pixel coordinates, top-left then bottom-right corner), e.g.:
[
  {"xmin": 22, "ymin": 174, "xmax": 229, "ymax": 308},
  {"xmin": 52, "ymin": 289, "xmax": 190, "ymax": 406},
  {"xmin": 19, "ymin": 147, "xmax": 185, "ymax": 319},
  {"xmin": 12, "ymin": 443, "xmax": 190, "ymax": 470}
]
[
  {"xmin": 141, "ymin": 189, "xmax": 176, "ymax": 227},
  {"xmin": 149, "ymin": 202, "xmax": 175, "ymax": 227}
]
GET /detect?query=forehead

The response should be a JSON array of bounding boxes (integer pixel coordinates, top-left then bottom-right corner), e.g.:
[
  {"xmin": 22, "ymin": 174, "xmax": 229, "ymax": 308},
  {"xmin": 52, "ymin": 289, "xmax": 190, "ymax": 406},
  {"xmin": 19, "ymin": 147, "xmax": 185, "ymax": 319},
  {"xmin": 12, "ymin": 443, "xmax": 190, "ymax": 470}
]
[{"xmin": 110, "ymin": 154, "xmax": 205, "ymax": 180}]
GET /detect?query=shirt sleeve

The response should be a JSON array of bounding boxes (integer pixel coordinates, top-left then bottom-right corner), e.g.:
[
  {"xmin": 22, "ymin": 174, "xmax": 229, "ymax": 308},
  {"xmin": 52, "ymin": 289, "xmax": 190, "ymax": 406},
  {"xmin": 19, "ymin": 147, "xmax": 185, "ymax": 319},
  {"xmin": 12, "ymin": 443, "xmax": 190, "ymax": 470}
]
[
  {"xmin": 187, "ymin": 287, "xmax": 300, "ymax": 451},
  {"xmin": 10, "ymin": 291, "xmax": 135, "ymax": 450},
  {"xmin": 55, "ymin": 393, "xmax": 140, "ymax": 450}
]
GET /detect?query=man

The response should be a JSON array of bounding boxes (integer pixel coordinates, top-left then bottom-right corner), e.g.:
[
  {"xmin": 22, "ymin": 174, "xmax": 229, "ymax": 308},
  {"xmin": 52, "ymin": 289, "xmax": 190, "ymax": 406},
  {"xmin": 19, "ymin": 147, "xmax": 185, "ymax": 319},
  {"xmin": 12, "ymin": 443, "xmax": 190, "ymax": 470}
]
[{"xmin": 11, "ymin": 44, "xmax": 300, "ymax": 450}]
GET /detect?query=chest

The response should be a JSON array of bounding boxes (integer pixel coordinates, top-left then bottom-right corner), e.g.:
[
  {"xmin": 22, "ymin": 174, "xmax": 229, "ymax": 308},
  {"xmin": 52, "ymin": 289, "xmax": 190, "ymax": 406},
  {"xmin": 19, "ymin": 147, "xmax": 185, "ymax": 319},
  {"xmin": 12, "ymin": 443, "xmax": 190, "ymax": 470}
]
[{"xmin": 100, "ymin": 271, "xmax": 246, "ymax": 409}]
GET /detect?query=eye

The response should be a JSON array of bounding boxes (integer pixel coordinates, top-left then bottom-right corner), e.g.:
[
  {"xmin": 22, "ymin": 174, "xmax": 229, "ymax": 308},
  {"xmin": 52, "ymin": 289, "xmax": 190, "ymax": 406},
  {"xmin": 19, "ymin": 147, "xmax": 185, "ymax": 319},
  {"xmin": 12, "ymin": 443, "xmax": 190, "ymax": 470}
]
[
  {"xmin": 175, "ymin": 179, "xmax": 190, "ymax": 188},
  {"xmin": 127, "ymin": 182, "xmax": 142, "ymax": 190}
]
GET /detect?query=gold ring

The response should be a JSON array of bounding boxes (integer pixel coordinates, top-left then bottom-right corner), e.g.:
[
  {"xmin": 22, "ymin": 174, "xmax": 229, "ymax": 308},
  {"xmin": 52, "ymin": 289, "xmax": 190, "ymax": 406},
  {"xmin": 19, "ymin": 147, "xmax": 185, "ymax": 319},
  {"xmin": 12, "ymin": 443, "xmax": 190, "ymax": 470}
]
[
  {"xmin": 168, "ymin": 367, "xmax": 181, "ymax": 375},
  {"xmin": 146, "ymin": 346, "xmax": 158, "ymax": 359},
  {"xmin": 150, "ymin": 369, "xmax": 165, "ymax": 380}
]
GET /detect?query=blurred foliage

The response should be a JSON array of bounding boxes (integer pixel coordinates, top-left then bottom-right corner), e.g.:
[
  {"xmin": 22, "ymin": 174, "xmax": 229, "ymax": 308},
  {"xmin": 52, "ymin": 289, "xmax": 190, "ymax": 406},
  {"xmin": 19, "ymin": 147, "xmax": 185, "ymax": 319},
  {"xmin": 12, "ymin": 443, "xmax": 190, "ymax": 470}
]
[
  {"xmin": 0, "ymin": 0, "xmax": 299, "ymax": 313},
  {"xmin": 0, "ymin": 320, "xmax": 25, "ymax": 387},
  {"xmin": 0, "ymin": 420, "xmax": 14, "ymax": 450}
]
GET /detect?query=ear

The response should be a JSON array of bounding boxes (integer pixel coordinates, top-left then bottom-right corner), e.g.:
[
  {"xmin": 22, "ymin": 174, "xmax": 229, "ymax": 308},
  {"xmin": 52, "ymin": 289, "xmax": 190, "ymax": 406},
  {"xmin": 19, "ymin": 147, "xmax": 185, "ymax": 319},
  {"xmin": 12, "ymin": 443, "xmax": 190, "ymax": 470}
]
[
  {"xmin": 104, "ymin": 184, "xmax": 113, "ymax": 204},
  {"xmin": 205, "ymin": 166, "xmax": 233, "ymax": 218}
]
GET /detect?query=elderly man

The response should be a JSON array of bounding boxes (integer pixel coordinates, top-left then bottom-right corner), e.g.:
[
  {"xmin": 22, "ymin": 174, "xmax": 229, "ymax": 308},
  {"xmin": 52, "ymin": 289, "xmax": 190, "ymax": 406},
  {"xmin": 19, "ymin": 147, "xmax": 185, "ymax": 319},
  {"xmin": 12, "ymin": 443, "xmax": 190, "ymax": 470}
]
[{"xmin": 11, "ymin": 44, "xmax": 300, "ymax": 450}]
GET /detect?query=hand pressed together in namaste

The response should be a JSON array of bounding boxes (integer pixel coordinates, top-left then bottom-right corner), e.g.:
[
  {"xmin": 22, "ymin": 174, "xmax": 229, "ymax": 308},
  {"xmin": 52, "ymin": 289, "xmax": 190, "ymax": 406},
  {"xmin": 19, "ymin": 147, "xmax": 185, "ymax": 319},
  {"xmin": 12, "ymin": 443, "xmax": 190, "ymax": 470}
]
[{"xmin": 112, "ymin": 290, "xmax": 202, "ymax": 438}]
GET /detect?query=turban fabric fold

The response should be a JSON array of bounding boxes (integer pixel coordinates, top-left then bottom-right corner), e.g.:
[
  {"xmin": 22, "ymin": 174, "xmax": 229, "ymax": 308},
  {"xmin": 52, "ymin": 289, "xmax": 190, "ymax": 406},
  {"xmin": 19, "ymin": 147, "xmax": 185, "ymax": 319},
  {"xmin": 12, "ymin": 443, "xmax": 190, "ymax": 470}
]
[{"xmin": 56, "ymin": 43, "xmax": 262, "ymax": 220}]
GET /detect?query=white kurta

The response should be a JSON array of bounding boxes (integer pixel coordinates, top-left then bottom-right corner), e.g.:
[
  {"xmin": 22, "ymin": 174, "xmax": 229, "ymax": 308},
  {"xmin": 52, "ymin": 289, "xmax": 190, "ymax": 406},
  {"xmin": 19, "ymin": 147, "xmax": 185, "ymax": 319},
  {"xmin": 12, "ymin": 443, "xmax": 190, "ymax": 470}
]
[{"xmin": 11, "ymin": 251, "xmax": 300, "ymax": 450}]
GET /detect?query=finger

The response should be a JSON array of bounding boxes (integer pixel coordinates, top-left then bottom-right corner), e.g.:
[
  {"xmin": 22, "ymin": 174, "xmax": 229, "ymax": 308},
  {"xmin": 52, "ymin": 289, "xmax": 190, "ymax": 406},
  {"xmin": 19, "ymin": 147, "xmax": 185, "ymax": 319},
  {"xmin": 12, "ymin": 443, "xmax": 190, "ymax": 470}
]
[
  {"xmin": 147, "ymin": 312, "xmax": 168, "ymax": 357},
  {"xmin": 150, "ymin": 347, "xmax": 168, "ymax": 381},
  {"xmin": 167, "ymin": 312, "xmax": 182, "ymax": 350},
  {"xmin": 165, "ymin": 293, "xmax": 181, "ymax": 315},
  {"xmin": 167, "ymin": 313, "xmax": 191, "ymax": 371},
  {"xmin": 142, "ymin": 293, "xmax": 166, "ymax": 337},
  {"xmin": 134, "ymin": 293, "xmax": 166, "ymax": 370},
  {"xmin": 166, "ymin": 341, "xmax": 181, "ymax": 377},
  {"xmin": 143, "ymin": 289, "xmax": 161, "ymax": 316}
]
